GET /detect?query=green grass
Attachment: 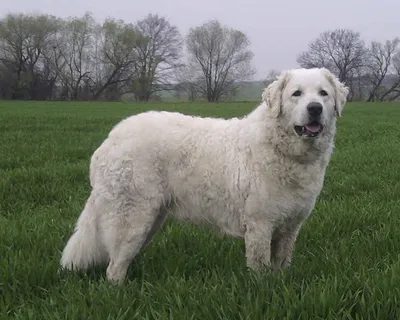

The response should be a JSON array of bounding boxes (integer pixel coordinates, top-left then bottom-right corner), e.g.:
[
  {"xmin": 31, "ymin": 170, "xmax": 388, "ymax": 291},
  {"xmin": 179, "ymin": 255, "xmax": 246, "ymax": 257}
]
[{"xmin": 1, "ymin": 100, "xmax": 400, "ymax": 319}]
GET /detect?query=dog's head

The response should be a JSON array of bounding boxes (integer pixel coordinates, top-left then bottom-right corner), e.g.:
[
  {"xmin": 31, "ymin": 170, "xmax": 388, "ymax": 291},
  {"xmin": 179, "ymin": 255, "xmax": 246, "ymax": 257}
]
[{"xmin": 262, "ymin": 68, "xmax": 349, "ymax": 140}]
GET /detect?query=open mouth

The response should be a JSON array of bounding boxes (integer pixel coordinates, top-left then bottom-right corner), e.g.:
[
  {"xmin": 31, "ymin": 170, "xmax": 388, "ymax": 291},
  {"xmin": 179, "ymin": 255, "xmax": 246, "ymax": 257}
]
[{"xmin": 294, "ymin": 122, "xmax": 323, "ymax": 137}]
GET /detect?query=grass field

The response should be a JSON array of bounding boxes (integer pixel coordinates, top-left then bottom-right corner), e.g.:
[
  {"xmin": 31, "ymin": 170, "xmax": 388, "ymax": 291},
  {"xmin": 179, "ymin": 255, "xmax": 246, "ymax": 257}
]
[{"xmin": 1, "ymin": 100, "xmax": 400, "ymax": 319}]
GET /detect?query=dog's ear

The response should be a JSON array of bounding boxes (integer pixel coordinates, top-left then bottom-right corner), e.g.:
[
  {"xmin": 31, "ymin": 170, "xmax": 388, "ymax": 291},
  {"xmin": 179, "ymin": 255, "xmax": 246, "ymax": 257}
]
[
  {"xmin": 322, "ymin": 68, "xmax": 349, "ymax": 117},
  {"xmin": 261, "ymin": 70, "xmax": 291, "ymax": 118}
]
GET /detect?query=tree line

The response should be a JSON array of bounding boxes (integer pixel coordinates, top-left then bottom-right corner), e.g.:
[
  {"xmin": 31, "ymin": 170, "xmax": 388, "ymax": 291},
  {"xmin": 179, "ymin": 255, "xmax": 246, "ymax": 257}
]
[
  {"xmin": 0, "ymin": 12, "xmax": 399, "ymax": 102},
  {"xmin": 0, "ymin": 12, "xmax": 253, "ymax": 102}
]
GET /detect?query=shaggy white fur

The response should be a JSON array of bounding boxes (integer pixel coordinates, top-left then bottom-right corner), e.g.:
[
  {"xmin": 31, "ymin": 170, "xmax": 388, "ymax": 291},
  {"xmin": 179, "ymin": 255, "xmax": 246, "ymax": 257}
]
[{"xmin": 60, "ymin": 67, "xmax": 349, "ymax": 284}]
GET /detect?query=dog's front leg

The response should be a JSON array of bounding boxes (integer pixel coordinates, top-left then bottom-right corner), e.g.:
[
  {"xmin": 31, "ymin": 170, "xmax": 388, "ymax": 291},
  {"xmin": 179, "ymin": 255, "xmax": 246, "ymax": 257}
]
[
  {"xmin": 244, "ymin": 220, "xmax": 274, "ymax": 271},
  {"xmin": 271, "ymin": 222, "xmax": 302, "ymax": 271}
]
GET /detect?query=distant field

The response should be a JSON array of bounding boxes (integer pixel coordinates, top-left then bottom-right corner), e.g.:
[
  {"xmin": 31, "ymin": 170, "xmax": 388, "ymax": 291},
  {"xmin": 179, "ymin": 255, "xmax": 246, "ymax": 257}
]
[{"xmin": 1, "ymin": 100, "xmax": 400, "ymax": 319}]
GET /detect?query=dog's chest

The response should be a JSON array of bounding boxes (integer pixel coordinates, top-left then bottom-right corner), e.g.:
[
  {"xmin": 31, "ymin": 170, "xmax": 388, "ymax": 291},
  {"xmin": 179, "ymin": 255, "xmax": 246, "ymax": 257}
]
[
  {"xmin": 262, "ymin": 160, "xmax": 325, "ymax": 219},
  {"xmin": 271, "ymin": 155, "xmax": 325, "ymax": 190}
]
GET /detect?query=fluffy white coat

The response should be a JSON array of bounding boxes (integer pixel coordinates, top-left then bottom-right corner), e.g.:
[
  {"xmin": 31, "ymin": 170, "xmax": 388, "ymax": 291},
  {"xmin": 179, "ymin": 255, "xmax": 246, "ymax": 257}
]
[{"xmin": 61, "ymin": 67, "xmax": 349, "ymax": 284}]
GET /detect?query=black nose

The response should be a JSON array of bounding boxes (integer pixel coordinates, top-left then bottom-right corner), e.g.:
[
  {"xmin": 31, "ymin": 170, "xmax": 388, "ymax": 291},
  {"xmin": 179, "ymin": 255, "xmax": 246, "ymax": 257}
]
[{"xmin": 307, "ymin": 102, "xmax": 323, "ymax": 116}]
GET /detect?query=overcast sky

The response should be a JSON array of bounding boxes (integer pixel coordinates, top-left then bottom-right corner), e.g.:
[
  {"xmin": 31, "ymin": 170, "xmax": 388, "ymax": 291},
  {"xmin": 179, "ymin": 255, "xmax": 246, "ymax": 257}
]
[{"xmin": 2, "ymin": 0, "xmax": 400, "ymax": 80}]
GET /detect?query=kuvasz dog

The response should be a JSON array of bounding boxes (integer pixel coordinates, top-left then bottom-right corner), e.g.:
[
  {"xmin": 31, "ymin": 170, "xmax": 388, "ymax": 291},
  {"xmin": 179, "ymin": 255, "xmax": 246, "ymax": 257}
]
[{"xmin": 61, "ymin": 67, "xmax": 349, "ymax": 284}]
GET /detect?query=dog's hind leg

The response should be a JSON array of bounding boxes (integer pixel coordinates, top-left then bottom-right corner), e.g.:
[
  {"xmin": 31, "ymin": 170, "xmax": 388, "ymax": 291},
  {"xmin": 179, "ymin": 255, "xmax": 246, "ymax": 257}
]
[
  {"xmin": 99, "ymin": 195, "xmax": 165, "ymax": 285},
  {"xmin": 139, "ymin": 209, "xmax": 169, "ymax": 251}
]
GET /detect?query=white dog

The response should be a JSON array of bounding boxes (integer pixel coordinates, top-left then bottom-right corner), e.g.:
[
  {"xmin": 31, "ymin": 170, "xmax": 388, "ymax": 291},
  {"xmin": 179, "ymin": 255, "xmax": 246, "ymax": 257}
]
[{"xmin": 61, "ymin": 67, "xmax": 349, "ymax": 284}]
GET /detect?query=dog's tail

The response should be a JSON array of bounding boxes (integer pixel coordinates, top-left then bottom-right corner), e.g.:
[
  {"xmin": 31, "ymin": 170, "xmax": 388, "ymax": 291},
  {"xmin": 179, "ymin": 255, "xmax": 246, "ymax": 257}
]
[{"xmin": 60, "ymin": 194, "xmax": 108, "ymax": 271}]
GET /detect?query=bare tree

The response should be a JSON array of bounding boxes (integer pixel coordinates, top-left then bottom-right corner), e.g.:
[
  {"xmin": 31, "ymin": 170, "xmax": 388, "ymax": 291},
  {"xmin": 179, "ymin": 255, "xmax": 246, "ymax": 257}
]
[
  {"xmin": 0, "ymin": 13, "xmax": 33, "ymax": 99},
  {"xmin": 56, "ymin": 12, "xmax": 96, "ymax": 100},
  {"xmin": 174, "ymin": 64, "xmax": 200, "ymax": 101},
  {"xmin": 38, "ymin": 17, "xmax": 66, "ymax": 100},
  {"xmin": 88, "ymin": 18, "xmax": 143, "ymax": 100},
  {"xmin": 377, "ymin": 51, "xmax": 400, "ymax": 101},
  {"xmin": 186, "ymin": 20, "xmax": 255, "ymax": 102},
  {"xmin": 132, "ymin": 14, "xmax": 183, "ymax": 101},
  {"xmin": 0, "ymin": 13, "xmax": 63, "ymax": 99},
  {"xmin": 365, "ymin": 38, "xmax": 400, "ymax": 101},
  {"xmin": 297, "ymin": 29, "xmax": 367, "ymax": 84},
  {"xmin": 23, "ymin": 14, "xmax": 62, "ymax": 99}
]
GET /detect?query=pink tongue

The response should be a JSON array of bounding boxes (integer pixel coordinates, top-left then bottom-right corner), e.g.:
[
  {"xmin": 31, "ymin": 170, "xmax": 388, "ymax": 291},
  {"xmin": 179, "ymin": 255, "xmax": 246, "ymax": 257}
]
[{"xmin": 305, "ymin": 124, "xmax": 321, "ymax": 133}]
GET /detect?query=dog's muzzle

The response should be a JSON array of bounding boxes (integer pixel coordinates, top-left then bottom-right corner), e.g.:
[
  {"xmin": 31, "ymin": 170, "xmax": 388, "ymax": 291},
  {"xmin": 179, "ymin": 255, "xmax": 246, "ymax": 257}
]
[{"xmin": 294, "ymin": 102, "xmax": 324, "ymax": 138}]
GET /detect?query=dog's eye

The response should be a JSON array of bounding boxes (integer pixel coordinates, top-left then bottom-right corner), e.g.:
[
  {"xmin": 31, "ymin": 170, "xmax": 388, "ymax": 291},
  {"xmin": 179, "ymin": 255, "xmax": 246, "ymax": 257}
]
[
  {"xmin": 319, "ymin": 90, "xmax": 328, "ymax": 96},
  {"xmin": 292, "ymin": 90, "xmax": 302, "ymax": 97}
]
